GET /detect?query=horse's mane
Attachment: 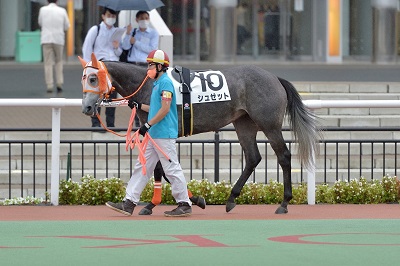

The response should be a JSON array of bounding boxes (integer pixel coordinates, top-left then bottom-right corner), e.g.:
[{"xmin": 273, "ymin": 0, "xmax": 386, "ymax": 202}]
[
  {"xmin": 103, "ymin": 61, "xmax": 147, "ymax": 78},
  {"xmin": 102, "ymin": 61, "xmax": 150, "ymax": 98}
]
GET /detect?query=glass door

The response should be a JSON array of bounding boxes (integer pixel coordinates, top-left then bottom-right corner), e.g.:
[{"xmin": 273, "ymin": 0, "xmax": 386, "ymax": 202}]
[
  {"xmin": 287, "ymin": 0, "xmax": 313, "ymax": 60},
  {"xmin": 256, "ymin": 0, "xmax": 290, "ymax": 59},
  {"xmin": 256, "ymin": 0, "xmax": 313, "ymax": 61},
  {"xmin": 160, "ymin": 0, "xmax": 206, "ymax": 61}
]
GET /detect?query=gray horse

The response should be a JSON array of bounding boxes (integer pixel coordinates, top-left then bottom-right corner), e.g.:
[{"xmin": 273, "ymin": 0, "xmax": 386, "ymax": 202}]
[{"xmin": 79, "ymin": 54, "xmax": 320, "ymax": 214}]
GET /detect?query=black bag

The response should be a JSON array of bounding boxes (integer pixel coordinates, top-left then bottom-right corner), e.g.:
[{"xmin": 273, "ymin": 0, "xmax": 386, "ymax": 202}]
[
  {"xmin": 119, "ymin": 28, "xmax": 137, "ymax": 63},
  {"xmin": 119, "ymin": 49, "xmax": 129, "ymax": 63}
]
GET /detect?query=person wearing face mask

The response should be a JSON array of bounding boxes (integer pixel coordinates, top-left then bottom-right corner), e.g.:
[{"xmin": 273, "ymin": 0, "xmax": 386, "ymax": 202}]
[
  {"xmin": 82, "ymin": 7, "xmax": 122, "ymax": 128},
  {"xmin": 122, "ymin": 10, "xmax": 159, "ymax": 67},
  {"xmin": 106, "ymin": 50, "xmax": 193, "ymax": 217},
  {"xmin": 123, "ymin": 10, "xmax": 159, "ymax": 128}
]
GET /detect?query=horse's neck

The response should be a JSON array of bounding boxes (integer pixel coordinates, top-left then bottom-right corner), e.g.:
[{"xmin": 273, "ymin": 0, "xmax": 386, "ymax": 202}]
[
  {"xmin": 113, "ymin": 81, "xmax": 150, "ymax": 102},
  {"xmin": 107, "ymin": 62, "xmax": 148, "ymax": 98}
]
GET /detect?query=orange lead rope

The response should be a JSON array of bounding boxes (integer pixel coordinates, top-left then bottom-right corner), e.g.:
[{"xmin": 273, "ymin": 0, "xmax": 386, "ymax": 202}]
[
  {"xmin": 96, "ymin": 111, "xmax": 127, "ymax": 137},
  {"xmin": 94, "ymin": 74, "xmax": 149, "ymax": 137},
  {"xmin": 125, "ymin": 107, "xmax": 171, "ymax": 175},
  {"xmin": 125, "ymin": 106, "xmax": 137, "ymax": 145},
  {"xmin": 111, "ymin": 75, "xmax": 150, "ymax": 102}
]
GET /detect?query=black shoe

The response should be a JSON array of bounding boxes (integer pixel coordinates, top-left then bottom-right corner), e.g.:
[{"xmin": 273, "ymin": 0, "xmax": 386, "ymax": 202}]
[
  {"xmin": 106, "ymin": 199, "xmax": 135, "ymax": 216},
  {"xmin": 46, "ymin": 89, "xmax": 53, "ymax": 93},
  {"xmin": 56, "ymin": 87, "xmax": 62, "ymax": 93},
  {"xmin": 190, "ymin": 196, "xmax": 206, "ymax": 209},
  {"xmin": 164, "ymin": 202, "xmax": 192, "ymax": 217}
]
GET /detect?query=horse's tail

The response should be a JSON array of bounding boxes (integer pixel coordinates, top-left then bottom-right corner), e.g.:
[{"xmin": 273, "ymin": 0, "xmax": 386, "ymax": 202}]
[{"xmin": 278, "ymin": 77, "xmax": 321, "ymax": 169}]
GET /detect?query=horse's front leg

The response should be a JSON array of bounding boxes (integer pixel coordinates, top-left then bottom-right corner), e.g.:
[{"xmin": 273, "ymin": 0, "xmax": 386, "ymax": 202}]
[
  {"xmin": 226, "ymin": 166, "xmax": 258, "ymax": 212},
  {"xmin": 227, "ymin": 118, "xmax": 261, "ymax": 212}
]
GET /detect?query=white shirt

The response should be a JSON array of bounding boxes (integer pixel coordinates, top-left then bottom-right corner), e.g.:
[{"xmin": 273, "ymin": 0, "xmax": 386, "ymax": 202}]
[
  {"xmin": 82, "ymin": 22, "xmax": 122, "ymax": 62},
  {"xmin": 122, "ymin": 27, "xmax": 159, "ymax": 63},
  {"xmin": 38, "ymin": 3, "xmax": 70, "ymax": 45}
]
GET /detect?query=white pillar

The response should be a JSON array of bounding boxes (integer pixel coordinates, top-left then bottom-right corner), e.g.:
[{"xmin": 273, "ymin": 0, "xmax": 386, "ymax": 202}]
[
  {"xmin": 51, "ymin": 107, "xmax": 61, "ymax": 206},
  {"xmin": 307, "ymin": 151, "xmax": 316, "ymax": 205},
  {"xmin": 307, "ymin": 109, "xmax": 316, "ymax": 205}
]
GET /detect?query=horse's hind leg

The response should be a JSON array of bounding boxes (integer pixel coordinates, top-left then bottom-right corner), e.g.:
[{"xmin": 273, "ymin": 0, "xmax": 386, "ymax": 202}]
[
  {"xmin": 158, "ymin": 173, "xmax": 205, "ymax": 208},
  {"xmin": 138, "ymin": 161, "xmax": 164, "ymax": 215},
  {"xmin": 226, "ymin": 116, "xmax": 261, "ymax": 212},
  {"xmin": 264, "ymin": 129, "xmax": 292, "ymax": 214}
]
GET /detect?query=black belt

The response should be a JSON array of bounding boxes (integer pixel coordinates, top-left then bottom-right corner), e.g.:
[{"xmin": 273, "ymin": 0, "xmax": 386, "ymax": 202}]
[{"xmin": 128, "ymin": 61, "xmax": 148, "ymax": 67}]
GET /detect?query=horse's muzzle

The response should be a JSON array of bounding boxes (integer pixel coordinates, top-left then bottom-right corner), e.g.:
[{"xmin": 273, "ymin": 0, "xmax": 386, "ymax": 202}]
[{"xmin": 82, "ymin": 105, "xmax": 96, "ymax": 116}]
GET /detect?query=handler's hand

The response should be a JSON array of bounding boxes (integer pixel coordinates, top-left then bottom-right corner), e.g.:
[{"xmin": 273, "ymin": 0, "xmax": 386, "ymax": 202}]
[
  {"xmin": 112, "ymin": 40, "xmax": 119, "ymax": 49},
  {"xmin": 128, "ymin": 98, "xmax": 141, "ymax": 110},
  {"xmin": 139, "ymin": 122, "xmax": 151, "ymax": 136},
  {"xmin": 126, "ymin": 23, "xmax": 132, "ymax": 34}
]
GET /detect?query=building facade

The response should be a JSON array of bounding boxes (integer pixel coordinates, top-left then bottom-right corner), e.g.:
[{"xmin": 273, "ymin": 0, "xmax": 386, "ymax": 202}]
[{"xmin": 0, "ymin": 0, "xmax": 399, "ymax": 63}]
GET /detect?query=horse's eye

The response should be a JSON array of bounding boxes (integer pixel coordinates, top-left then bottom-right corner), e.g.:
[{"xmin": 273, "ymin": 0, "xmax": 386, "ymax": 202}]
[{"xmin": 89, "ymin": 76, "xmax": 98, "ymax": 86}]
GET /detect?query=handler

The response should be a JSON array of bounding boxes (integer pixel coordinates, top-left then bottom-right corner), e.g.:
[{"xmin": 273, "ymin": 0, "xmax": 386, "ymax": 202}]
[{"xmin": 106, "ymin": 49, "xmax": 192, "ymax": 217}]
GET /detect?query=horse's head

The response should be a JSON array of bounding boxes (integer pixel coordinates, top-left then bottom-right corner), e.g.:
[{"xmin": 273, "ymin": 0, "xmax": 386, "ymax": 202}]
[{"xmin": 79, "ymin": 53, "xmax": 114, "ymax": 116}]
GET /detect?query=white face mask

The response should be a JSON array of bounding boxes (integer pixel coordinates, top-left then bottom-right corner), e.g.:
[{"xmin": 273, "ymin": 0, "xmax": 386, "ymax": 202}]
[
  {"xmin": 138, "ymin": 20, "xmax": 150, "ymax": 29},
  {"xmin": 105, "ymin": 17, "xmax": 116, "ymax": 26}
]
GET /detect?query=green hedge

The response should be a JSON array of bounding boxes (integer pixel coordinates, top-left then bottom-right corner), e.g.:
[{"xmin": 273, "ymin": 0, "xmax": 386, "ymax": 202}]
[{"xmin": 56, "ymin": 175, "xmax": 400, "ymax": 206}]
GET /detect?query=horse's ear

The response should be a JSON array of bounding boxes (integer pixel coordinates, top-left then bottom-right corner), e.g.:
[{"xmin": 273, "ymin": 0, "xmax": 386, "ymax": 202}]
[
  {"xmin": 91, "ymin": 53, "xmax": 99, "ymax": 69},
  {"xmin": 78, "ymin": 56, "xmax": 87, "ymax": 68}
]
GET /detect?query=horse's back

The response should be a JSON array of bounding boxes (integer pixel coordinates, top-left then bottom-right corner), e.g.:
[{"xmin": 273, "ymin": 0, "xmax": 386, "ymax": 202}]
[
  {"xmin": 222, "ymin": 64, "xmax": 282, "ymax": 88},
  {"xmin": 222, "ymin": 65, "xmax": 287, "ymax": 108}
]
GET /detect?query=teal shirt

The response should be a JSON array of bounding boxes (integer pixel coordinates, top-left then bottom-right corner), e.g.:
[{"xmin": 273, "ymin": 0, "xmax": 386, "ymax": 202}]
[{"xmin": 148, "ymin": 73, "xmax": 178, "ymax": 139}]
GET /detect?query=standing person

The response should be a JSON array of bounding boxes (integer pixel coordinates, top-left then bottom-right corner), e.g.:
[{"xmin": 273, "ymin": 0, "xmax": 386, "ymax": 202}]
[
  {"xmin": 38, "ymin": 0, "xmax": 70, "ymax": 94},
  {"xmin": 82, "ymin": 7, "xmax": 122, "ymax": 128},
  {"xmin": 122, "ymin": 10, "xmax": 159, "ymax": 66},
  {"xmin": 122, "ymin": 10, "xmax": 159, "ymax": 127},
  {"xmin": 236, "ymin": 2, "xmax": 251, "ymax": 54},
  {"xmin": 106, "ymin": 50, "xmax": 192, "ymax": 217}
]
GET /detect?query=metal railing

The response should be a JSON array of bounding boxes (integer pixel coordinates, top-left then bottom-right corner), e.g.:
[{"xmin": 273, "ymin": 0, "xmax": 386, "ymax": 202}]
[
  {"xmin": 2, "ymin": 98, "xmax": 400, "ymax": 205},
  {"xmin": 1, "ymin": 127, "xmax": 399, "ymax": 203}
]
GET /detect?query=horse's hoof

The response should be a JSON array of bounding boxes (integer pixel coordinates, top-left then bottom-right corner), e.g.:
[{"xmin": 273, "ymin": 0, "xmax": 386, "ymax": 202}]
[
  {"xmin": 190, "ymin": 196, "xmax": 206, "ymax": 209},
  {"xmin": 275, "ymin": 206, "xmax": 288, "ymax": 214},
  {"xmin": 226, "ymin": 202, "xmax": 236, "ymax": 212},
  {"xmin": 138, "ymin": 208, "xmax": 153, "ymax": 215},
  {"xmin": 197, "ymin": 196, "xmax": 206, "ymax": 209}
]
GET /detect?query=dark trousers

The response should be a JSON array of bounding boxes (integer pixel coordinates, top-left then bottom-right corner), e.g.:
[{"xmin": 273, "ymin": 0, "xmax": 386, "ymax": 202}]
[
  {"xmin": 134, "ymin": 115, "xmax": 140, "ymax": 127},
  {"xmin": 91, "ymin": 91, "xmax": 117, "ymax": 127}
]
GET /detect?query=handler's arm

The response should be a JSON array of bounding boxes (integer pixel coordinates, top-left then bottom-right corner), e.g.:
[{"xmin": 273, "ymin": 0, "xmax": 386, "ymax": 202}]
[
  {"xmin": 140, "ymin": 104, "xmax": 149, "ymax": 112},
  {"xmin": 147, "ymin": 99, "xmax": 170, "ymax": 126}
]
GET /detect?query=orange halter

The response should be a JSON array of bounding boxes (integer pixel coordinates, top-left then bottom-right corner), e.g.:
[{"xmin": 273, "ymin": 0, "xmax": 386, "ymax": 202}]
[{"xmin": 81, "ymin": 62, "xmax": 113, "ymax": 97}]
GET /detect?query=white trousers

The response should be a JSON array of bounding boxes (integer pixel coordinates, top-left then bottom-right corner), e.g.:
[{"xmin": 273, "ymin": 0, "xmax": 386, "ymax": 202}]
[
  {"xmin": 42, "ymin": 43, "xmax": 64, "ymax": 89},
  {"xmin": 125, "ymin": 138, "xmax": 191, "ymax": 205}
]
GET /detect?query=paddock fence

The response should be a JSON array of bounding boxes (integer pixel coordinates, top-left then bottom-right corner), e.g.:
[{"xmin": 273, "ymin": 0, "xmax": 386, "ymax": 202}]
[{"xmin": 1, "ymin": 98, "xmax": 400, "ymax": 205}]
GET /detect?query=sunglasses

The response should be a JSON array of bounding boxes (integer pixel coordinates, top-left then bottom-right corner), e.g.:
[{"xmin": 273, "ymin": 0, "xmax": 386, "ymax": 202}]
[{"xmin": 148, "ymin": 62, "xmax": 157, "ymax": 68}]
